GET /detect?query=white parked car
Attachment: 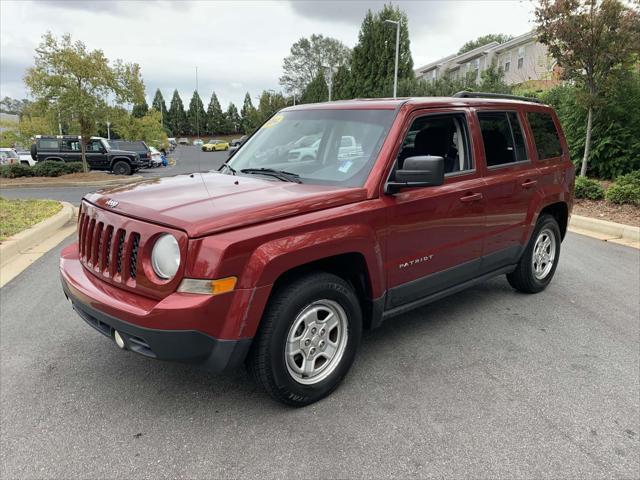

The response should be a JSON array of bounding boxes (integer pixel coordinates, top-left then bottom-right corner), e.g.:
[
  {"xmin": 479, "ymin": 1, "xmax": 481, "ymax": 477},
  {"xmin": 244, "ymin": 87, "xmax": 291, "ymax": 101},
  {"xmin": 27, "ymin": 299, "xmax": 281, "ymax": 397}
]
[
  {"xmin": 149, "ymin": 146, "xmax": 163, "ymax": 167},
  {"xmin": 17, "ymin": 150, "xmax": 36, "ymax": 166},
  {"xmin": 193, "ymin": 139, "xmax": 204, "ymax": 147},
  {"xmin": 0, "ymin": 148, "xmax": 20, "ymax": 165}
]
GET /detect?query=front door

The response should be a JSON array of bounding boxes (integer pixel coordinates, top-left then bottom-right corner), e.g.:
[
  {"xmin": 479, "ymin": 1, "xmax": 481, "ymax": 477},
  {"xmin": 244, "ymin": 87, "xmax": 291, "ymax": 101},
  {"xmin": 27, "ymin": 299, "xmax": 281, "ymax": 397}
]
[
  {"xmin": 85, "ymin": 139, "xmax": 108, "ymax": 169},
  {"xmin": 384, "ymin": 109, "xmax": 487, "ymax": 310}
]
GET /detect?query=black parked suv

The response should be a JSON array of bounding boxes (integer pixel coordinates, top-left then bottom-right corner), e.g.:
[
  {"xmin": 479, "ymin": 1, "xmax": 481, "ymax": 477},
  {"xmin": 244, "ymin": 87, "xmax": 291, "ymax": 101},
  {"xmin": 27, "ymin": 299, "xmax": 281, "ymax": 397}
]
[
  {"xmin": 31, "ymin": 136, "xmax": 144, "ymax": 175},
  {"xmin": 109, "ymin": 140, "xmax": 152, "ymax": 168}
]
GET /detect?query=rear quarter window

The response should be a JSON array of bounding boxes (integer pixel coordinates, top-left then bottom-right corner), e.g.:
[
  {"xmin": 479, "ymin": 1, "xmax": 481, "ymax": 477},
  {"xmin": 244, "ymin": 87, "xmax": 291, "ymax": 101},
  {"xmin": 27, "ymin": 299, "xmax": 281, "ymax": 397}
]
[
  {"xmin": 527, "ymin": 112, "xmax": 563, "ymax": 160},
  {"xmin": 38, "ymin": 139, "xmax": 59, "ymax": 150}
]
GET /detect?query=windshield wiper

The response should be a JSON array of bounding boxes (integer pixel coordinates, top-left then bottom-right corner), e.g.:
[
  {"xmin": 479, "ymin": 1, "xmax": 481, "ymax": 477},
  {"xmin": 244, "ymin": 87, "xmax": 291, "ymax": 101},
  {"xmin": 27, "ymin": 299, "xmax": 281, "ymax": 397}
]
[
  {"xmin": 221, "ymin": 163, "xmax": 236, "ymax": 175},
  {"xmin": 240, "ymin": 168, "xmax": 302, "ymax": 183}
]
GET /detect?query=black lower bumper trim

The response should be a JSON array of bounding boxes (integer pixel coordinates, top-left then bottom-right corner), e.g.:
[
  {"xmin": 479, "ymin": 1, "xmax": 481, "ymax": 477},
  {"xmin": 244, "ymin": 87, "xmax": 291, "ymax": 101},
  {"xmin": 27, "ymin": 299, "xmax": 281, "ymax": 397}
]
[{"xmin": 62, "ymin": 283, "xmax": 252, "ymax": 373}]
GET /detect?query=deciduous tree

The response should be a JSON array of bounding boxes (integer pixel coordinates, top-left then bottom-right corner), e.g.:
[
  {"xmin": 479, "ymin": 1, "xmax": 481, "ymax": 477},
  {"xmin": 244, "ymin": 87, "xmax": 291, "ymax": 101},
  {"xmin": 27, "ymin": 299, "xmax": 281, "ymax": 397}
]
[
  {"xmin": 24, "ymin": 32, "xmax": 145, "ymax": 171},
  {"xmin": 280, "ymin": 34, "xmax": 351, "ymax": 95},
  {"xmin": 535, "ymin": 0, "xmax": 640, "ymax": 176},
  {"xmin": 457, "ymin": 34, "xmax": 513, "ymax": 54}
]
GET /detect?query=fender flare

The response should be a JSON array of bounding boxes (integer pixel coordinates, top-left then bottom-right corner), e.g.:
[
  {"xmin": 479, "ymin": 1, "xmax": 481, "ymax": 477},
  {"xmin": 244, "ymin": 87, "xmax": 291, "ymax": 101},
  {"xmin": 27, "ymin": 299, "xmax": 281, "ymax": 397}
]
[{"xmin": 243, "ymin": 224, "xmax": 385, "ymax": 297}]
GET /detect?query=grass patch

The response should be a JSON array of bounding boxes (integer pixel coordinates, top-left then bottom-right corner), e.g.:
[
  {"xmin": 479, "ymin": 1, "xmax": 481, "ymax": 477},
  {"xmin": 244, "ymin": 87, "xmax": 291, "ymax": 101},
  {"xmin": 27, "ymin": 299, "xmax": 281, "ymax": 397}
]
[{"xmin": 0, "ymin": 197, "xmax": 62, "ymax": 241}]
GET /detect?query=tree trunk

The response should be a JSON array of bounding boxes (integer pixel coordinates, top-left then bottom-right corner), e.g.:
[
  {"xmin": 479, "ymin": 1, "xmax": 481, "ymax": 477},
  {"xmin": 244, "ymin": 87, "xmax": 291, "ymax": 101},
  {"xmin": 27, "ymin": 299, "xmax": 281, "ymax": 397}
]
[
  {"xmin": 79, "ymin": 116, "xmax": 90, "ymax": 173},
  {"xmin": 580, "ymin": 106, "xmax": 593, "ymax": 177}
]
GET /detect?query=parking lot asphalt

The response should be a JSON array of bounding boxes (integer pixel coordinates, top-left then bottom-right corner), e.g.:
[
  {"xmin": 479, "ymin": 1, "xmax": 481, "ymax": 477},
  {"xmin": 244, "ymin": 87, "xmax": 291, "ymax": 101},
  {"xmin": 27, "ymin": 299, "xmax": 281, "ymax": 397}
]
[
  {"xmin": 1, "ymin": 228, "xmax": 638, "ymax": 478},
  {"xmin": 0, "ymin": 146, "xmax": 229, "ymax": 205}
]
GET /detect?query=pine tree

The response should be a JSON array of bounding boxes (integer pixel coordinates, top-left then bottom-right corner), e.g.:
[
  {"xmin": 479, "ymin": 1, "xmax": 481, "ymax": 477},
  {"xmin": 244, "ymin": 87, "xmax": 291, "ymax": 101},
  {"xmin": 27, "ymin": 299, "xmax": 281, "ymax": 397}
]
[
  {"xmin": 332, "ymin": 65, "xmax": 352, "ymax": 100},
  {"xmin": 300, "ymin": 72, "xmax": 329, "ymax": 104},
  {"xmin": 167, "ymin": 90, "xmax": 188, "ymax": 136},
  {"xmin": 205, "ymin": 92, "xmax": 224, "ymax": 135},
  {"xmin": 132, "ymin": 99, "xmax": 148, "ymax": 118},
  {"xmin": 187, "ymin": 90, "xmax": 206, "ymax": 137},
  {"xmin": 240, "ymin": 92, "xmax": 258, "ymax": 134},
  {"xmin": 151, "ymin": 89, "xmax": 168, "ymax": 130},
  {"xmin": 225, "ymin": 103, "xmax": 241, "ymax": 134},
  {"xmin": 256, "ymin": 90, "xmax": 288, "ymax": 124},
  {"xmin": 350, "ymin": 5, "xmax": 414, "ymax": 98}
]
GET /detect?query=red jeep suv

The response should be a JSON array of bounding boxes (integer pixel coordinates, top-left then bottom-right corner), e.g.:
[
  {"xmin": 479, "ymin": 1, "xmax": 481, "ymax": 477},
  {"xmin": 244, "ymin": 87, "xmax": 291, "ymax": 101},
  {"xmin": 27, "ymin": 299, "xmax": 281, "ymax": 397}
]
[{"xmin": 60, "ymin": 93, "xmax": 575, "ymax": 406}]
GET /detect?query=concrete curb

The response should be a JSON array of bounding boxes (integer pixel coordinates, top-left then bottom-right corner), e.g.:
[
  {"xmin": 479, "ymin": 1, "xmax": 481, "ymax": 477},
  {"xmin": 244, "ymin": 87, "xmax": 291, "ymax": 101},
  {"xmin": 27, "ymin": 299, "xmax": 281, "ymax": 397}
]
[
  {"xmin": 0, "ymin": 175, "xmax": 144, "ymax": 189},
  {"xmin": 0, "ymin": 201, "xmax": 74, "ymax": 268},
  {"xmin": 569, "ymin": 214, "xmax": 640, "ymax": 242}
]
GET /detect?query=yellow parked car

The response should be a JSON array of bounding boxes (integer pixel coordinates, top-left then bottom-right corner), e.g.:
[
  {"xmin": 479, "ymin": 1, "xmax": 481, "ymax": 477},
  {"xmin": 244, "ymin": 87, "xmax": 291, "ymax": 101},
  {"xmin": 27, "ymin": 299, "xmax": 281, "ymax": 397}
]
[{"xmin": 202, "ymin": 139, "xmax": 230, "ymax": 152}]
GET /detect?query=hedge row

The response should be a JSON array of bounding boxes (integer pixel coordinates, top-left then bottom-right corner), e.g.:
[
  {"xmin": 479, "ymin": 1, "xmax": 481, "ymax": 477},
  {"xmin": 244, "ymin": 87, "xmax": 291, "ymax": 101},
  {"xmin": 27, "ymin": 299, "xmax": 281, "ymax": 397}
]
[
  {"xmin": 0, "ymin": 161, "xmax": 85, "ymax": 178},
  {"xmin": 575, "ymin": 170, "xmax": 640, "ymax": 206}
]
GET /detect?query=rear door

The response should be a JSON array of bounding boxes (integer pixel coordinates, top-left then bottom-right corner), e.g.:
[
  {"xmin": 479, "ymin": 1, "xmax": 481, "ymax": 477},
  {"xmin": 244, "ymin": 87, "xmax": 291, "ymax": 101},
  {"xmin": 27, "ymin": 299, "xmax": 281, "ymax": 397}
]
[
  {"xmin": 476, "ymin": 109, "xmax": 540, "ymax": 271},
  {"xmin": 60, "ymin": 138, "xmax": 82, "ymax": 163},
  {"xmin": 383, "ymin": 108, "xmax": 487, "ymax": 309}
]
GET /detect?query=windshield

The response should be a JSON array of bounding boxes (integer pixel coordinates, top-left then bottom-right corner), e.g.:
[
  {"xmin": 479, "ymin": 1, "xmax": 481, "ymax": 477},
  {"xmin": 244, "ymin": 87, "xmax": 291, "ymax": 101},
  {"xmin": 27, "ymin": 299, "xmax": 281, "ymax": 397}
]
[
  {"xmin": 225, "ymin": 108, "xmax": 396, "ymax": 187},
  {"xmin": 102, "ymin": 139, "xmax": 112, "ymax": 150}
]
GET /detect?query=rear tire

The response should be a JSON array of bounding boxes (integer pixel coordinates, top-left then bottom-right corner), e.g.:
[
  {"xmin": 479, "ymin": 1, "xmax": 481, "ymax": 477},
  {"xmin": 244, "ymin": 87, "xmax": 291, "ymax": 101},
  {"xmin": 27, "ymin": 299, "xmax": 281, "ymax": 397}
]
[
  {"xmin": 112, "ymin": 160, "xmax": 132, "ymax": 176},
  {"xmin": 248, "ymin": 272, "xmax": 362, "ymax": 406},
  {"xmin": 507, "ymin": 214, "xmax": 561, "ymax": 293}
]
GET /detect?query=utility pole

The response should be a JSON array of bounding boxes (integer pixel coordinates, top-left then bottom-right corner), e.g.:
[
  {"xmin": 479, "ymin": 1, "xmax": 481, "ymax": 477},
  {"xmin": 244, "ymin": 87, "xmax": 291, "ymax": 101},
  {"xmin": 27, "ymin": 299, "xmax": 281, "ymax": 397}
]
[
  {"xmin": 106, "ymin": 121, "xmax": 111, "ymax": 140},
  {"xmin": 384, "ymin": 19, "xmax": 400, "ymax": 98},
  {"xmin": 195, "ymin": 66, "xmax": 200, "ymax": 139}
]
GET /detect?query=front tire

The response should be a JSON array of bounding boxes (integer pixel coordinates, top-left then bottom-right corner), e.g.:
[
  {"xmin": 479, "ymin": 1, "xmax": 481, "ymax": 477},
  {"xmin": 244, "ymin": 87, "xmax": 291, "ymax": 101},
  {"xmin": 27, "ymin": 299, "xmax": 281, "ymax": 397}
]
[
  {"xmin": 507, "ymin": 214, "xmax": 561, "ymax": 293},
  {"xmin": 248, "ymin": 272, "xmax": 362, "ymax": 406},
  {"xmin": 112, "ymin": 160, "xmax": 132, "ymax": 176}
]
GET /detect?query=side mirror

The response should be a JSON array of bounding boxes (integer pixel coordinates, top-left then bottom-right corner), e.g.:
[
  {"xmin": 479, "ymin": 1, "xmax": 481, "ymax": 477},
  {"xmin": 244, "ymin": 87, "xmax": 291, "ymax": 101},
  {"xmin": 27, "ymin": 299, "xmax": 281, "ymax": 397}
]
[{"xmin": 386, "ymin": 155, "xmax": 445, "ymax": 194}]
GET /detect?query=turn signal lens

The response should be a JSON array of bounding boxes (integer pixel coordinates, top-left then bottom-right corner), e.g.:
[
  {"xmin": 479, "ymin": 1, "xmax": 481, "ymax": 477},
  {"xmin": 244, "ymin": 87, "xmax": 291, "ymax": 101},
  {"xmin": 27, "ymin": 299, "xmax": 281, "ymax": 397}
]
[{"xmin": 178, "ymin": 277, "xmax": 237, "ymax": 295}]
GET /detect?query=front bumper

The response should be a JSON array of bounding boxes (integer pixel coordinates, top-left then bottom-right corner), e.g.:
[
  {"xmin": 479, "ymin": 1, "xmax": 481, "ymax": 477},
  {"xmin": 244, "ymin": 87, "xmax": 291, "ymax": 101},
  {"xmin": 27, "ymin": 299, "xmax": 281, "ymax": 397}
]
[{"xmin": 60, "ymin": 243, "xmax": 254, "ymax": 372}]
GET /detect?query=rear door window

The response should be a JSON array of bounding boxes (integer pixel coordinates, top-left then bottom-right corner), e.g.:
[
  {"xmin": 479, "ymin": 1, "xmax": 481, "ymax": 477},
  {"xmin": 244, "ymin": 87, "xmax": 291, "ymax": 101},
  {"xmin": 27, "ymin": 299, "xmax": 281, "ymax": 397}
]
[
  {"xmin": 478, "ymin": 111, "xmax": 528, "ymax": 167},
  {"xmin": 527, "ymin": 112, "xmax": 562, "ymax": 160}
]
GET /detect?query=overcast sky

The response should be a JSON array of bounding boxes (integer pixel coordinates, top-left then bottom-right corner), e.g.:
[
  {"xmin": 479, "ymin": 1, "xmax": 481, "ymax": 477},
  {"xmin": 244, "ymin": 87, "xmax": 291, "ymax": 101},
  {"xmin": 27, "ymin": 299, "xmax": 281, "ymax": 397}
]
[{"xmin": 0, "ymin": 0, "xmax": 534, "ymax": 109}]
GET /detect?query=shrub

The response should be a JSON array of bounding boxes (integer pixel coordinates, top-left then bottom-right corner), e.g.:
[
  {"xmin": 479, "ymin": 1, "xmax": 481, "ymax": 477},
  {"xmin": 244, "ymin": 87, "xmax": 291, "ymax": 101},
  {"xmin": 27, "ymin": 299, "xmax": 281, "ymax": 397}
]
[
  {"xmin": 605, "ymin": 170, "xmax": 640, "ymax": 205},
  {"xmin": 0, "ymin": 164, "xmax": 34, "ymax": 178},
  {"xmin": 32, "ymin": 161, "xmax": 84, "ymax": 177},
  {"xmin": 574, "ymin": 176, "xmax": 605, "ymax": 200},
  {"xmin": 538, "ymin": 68, "xmax": 640, "ymax": 179},
  {"xmin": 0, "ymin": 161, "xmax": 84, "ymax": 178}
]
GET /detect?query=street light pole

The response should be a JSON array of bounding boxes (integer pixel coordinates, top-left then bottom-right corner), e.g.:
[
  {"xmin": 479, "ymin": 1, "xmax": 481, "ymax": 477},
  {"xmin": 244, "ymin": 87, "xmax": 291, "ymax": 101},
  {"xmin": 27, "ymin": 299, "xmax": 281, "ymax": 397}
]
[
  {"xmin": 322, "ymin": 65, "xmax": 334, "ymax": 102},
  {"xmin": 384, "ymin": 19, "xmax": 400, "ymax": 98}
]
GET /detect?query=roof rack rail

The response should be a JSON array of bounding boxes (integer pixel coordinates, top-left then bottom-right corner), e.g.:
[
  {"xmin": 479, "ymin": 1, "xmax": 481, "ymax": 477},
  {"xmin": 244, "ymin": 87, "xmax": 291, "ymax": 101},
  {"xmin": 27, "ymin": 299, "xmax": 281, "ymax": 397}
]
[{"xmin": 453, "ymin": 91, "xmax": 543, "ymax": 104}]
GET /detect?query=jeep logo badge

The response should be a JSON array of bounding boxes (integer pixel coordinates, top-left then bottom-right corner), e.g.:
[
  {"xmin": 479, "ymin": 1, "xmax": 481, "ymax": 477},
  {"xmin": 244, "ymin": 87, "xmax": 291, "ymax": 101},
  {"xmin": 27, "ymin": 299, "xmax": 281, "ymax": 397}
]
[{"xmin": 105, "ymin": 199, "xmax": 119, "ymax": 208}]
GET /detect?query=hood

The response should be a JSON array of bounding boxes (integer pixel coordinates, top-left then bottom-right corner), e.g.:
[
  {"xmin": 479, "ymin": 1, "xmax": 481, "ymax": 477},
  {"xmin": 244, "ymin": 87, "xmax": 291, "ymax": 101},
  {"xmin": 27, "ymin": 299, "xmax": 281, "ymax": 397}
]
[
  {"xmin": 85, "ymin": 172, "xmax": 367, "ymax": 237},
  {"xmin": 109, "ymin": 149, "xmax": 139, "ymax": 156}
]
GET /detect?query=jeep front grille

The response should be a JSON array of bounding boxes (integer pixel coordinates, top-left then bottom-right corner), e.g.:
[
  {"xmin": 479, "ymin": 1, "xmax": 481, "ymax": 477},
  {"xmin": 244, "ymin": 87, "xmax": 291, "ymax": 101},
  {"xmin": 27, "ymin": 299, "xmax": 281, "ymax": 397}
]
[{"xmin": 78, "ymin": 211, "xmax": 139, "ymax": 284}]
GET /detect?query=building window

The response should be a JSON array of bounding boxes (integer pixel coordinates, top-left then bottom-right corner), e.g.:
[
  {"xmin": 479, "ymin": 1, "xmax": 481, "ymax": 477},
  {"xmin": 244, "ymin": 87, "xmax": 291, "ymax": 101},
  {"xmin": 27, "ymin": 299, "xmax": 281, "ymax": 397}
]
[
  {"xmin": 517, "ymin": 47, "xmax": 525, "ymax": 69},
  {"xmin": 504, "ymin": 54, "xmax": 511, "ymax": 72},
  {"xmin": 432, "ymin": 69, "xmax": 437, "ymax": 82}
]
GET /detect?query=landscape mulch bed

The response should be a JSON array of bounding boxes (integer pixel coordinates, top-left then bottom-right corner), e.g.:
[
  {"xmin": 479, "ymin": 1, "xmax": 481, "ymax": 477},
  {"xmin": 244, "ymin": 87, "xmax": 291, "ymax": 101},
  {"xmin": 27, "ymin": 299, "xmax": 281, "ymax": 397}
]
[{"xmin": 574, "ymin": 199, "xmax": 639, "ymax": 227}]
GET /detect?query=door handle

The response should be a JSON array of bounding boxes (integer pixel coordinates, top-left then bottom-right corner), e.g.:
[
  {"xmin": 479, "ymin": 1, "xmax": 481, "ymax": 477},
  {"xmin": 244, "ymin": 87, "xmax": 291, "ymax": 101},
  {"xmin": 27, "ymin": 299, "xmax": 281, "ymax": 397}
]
[
  {"xmin": 521, "ymin": 179, "xmax": 538, "ymax": 189},
  {"xmin": 459, "ymin": 192, "xmax": 483, "ymax": 203}
]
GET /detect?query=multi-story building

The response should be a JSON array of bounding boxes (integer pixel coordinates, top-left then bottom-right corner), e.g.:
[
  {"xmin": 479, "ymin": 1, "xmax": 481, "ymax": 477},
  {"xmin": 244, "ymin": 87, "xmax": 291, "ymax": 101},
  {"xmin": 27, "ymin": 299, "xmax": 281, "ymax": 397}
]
[{"xmin": 415, "ymin": 31, "xmax": 560, "ymax": 89}]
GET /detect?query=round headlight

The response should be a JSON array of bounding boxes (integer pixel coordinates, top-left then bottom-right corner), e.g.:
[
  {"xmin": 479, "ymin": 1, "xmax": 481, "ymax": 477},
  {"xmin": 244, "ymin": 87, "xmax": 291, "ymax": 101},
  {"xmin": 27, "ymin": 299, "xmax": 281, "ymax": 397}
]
[{"xmin": 151, "ymin": 234, "xmax": 180, "ymax": 279}]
